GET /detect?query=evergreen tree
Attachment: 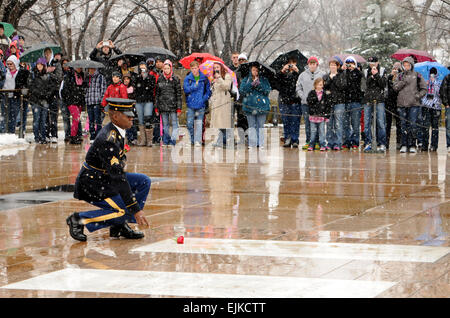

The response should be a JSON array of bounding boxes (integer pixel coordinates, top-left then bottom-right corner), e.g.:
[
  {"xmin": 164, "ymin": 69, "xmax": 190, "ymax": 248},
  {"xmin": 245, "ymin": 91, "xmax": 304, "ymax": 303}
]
[{"xmin": 350, "ymin": 0, "xmax": 419, "ymax": 69}]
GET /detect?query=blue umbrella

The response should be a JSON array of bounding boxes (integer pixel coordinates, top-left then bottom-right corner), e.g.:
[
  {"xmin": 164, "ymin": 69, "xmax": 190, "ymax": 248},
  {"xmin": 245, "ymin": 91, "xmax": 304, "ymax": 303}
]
[{"xmin": 414, "ymin": 61, "xmax": 449, "ymax": 82}]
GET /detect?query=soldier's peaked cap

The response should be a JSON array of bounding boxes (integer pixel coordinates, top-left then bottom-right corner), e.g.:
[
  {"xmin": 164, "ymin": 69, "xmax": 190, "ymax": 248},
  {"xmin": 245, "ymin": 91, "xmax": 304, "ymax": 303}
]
[{"xmin": 106, "ymin": 98, "xmax": 136, "ymax": 117}]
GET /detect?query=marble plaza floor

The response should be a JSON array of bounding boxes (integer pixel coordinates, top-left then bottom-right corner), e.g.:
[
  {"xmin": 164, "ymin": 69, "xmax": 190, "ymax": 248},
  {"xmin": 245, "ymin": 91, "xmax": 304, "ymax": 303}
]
[{"xmin": 0, "ymin": 128, "xmax": 448, "ymax": 298}]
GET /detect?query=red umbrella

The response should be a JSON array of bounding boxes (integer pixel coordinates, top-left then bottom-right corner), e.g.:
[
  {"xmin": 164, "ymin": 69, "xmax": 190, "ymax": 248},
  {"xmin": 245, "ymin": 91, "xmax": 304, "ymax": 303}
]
[
  {"xmin": 391, "ymin": 49, "xmax": 436, "ymax": 63},
  {"xmin": 335, "ymin": 54, "xmax": 367, "ymax": 65},
  {"xmin": 180, "ymin": 52, "xmax": 225, "ymax": 69}
]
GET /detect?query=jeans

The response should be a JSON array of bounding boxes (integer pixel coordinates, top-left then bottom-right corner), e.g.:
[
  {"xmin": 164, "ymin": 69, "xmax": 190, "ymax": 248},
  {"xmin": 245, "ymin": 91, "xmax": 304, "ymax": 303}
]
[
  {"xmin": 78, "ymin": 173, "xmax": 151, "ymax": 233},
  {"xmin": 446, "ymin": 107, "xmax": 450, "ymax": 147},
  {"xmin": 385, "ymin": 104, "xmax": 401, "ymax": 149},
  {"xmin": 246, "ymin": 113, "xmax": 267, "ymax": 147},
  {"xmin": 15, "ymin": 100, "xmax": 28, "ymax": 134},
  {"xmin": 187, "ymin": 108, "xmax": 205, "ymax": 144},
  {"xmin": 280, "ymin": 103, "xmax": 300, "ymax": 143},
  {"xmin": 60, "ymin": 100, "xmax": 71, "ymax": 139},
  {"xmin": 310, "ymin": 121, "xmax": 326, "ymax": 148},
  {"xmin": 161, "ymin": 112, "xmax": 178, "ymax": 145},
  {"xmin": 87, "ymin": 104, "xmax": 103, "ymax": 140},
  {"xmin": 32, "ymin": 102, "xmax": 48, "ymax": 142},
  {"xmin": 363, "ymin": 102, "xmax": 387, "ymax": 146},
  {"xmin": 344, "ymin": 102, "xmax": 362, "ymax": 146},
  {"xmin": 397, "ymin": 106, "xmax": 420, "ymax": 148},
  {"xmin": 326, "ymin": 103, "xmax": 345, "ymax": 148},
  {"xmin": 0, "ymin": 95, "xmax": 20, "ymax": 134},
  {"xmin": 300, "ymin": 104, "xmax": 311, "ymax": 144},
  {"xmin": 420, "ymin": 107, "xmax": 441, "ymax": 149},
  {"xmin": 46, "ymin": 98, "xmax": 59, "ymax": 139},
  {"xmin": 136, "ymin": 102, "xmax": 154, "ymax": 126}
]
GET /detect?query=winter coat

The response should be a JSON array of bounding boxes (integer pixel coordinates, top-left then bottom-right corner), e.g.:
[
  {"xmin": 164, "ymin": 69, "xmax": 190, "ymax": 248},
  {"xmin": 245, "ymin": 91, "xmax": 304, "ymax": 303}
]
[
  {"xmin": 421, "ymin": 78, "xmax": 442, "ymax": 110},
  {"xmin": 307, "ymin": 90, "xmax": 332, "ymax": 118},
  {"xmin": 183, "ymin": 72, "xmax": 211, "ymax": 110},
  {"xmin": 393, "ymin": 56, "xmax": 427, "ymax": 108},
  {"xmin": 296, "ymin": 68, "xmax": 326, "ymax": 105},
  {"xmin": 61, "ymin": 70, "xmax": 87, "ymax": 106},
  {"xmin": 89, "ymin": 46, "xmax": 122, "ymax": 85},
  {"xmin": 323, "ymin": 70, "xmax": 347, "ymax": 106},
  {"xmin": 1, "ymin": 56, "xmax": 29, "ymax": 98},
  {"xmin": 344, "ymin": 68, "xmax": 363, "ymax": 104},
  {"xmin": 362, "ymin": 66, "xmax": 387, "ymax": 103},
  {"xmin": 28, "ymin": 67, "xmax": 59, "ymax": 104},
  {"xmin": 135, "ymin": 72, "xmax": 156, "ymax": 104},
  {"xmin": 155, "ymin": 74, "xmax": 182, "ymax": 113},
  {"xmin": 386, "ymin": 73, "xmax": 400, "ymax": 110},
  {"xmin": 239, "ymin": 75, "xmax": 271, "ymax": 115},
  {"xmin": 101, "ymin": 82, "xmax": 128, "ymax": 107},
  {"xmin": 275, "ymin": 70, "xmax": 300, "ymax": 105},
  {"xmin": 210, "ymin": 73, "xmax": 233, "ymax": 128},
  {"xmin": 440, "ymin": 74, "xmax": 450, "ymax": 107}
]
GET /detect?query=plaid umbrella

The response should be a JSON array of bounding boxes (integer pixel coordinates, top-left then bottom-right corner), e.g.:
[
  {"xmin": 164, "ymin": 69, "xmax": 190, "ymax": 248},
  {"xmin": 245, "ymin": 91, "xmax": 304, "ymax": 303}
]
[
  {"xmin": 180, "ymin": 53, "xmax": 225, "ymax": 69},
  {"xmin": 199, "ymin": 60, "xmax": 239, "ymax": 99}
]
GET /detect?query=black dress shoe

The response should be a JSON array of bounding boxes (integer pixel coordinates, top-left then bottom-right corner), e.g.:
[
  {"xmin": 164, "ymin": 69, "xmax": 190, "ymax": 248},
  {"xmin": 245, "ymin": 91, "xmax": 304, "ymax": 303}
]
[
  {"xmin": 110, "ymin": 223, "xmax": 144, "ymax": 239},
  {"xmin": 109, "ymin": 225, "xmax": 122, "ymax": 238},
  {"xmin": 66, "ymin": 213, "xmax": 87, "ymax": 242}
]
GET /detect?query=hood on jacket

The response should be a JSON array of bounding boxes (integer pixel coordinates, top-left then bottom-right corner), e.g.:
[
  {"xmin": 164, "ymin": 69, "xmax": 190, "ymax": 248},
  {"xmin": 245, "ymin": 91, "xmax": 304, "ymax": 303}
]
[
  {"xmin": 6, "ymin": 55, "xmax": 19, "ymax": 70},
  {"xmin": 163, "ymin": 59, "xmax": 173, "ymax": 79},
  {"xmin": 402, "ymin": 56, "xmax": 415, "ymax": 71}
]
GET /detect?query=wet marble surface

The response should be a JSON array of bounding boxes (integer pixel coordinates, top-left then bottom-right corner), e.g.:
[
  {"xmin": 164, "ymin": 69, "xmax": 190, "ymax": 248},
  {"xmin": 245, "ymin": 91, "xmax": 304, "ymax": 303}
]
[{"xmin": 0, "ymin": 129, "xmax": 449, "ymax": 298}]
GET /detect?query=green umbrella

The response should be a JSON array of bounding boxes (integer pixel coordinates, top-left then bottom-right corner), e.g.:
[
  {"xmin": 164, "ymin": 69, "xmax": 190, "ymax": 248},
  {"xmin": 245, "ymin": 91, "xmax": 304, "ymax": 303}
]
[
  {"xmin": 20, "ymin": 42, "xmax": 61, "ymax": 63},
  {"xmin": 0, "ymin": 22, "xmax": 15, "ymax": 38}
]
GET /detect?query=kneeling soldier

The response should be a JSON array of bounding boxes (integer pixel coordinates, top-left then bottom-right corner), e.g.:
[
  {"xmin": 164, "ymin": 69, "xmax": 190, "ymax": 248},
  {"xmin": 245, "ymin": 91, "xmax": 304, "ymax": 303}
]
[{"xmin": 67, "ymin": 98, "xmax": 150, "ymax": 241}]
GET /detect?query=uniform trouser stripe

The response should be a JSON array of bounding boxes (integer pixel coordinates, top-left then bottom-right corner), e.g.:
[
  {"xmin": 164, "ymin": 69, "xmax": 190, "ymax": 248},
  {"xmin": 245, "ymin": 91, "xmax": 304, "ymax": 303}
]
[{"xmin": 81, "ymin": 198, "xmax": 125, "ymax": 225}]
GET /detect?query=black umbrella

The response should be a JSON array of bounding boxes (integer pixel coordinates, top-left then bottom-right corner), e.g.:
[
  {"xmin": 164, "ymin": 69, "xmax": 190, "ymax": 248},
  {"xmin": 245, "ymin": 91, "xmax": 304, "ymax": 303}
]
[
  {"xmin": 238, "ymin": 61, "xmax": 276, "ymax": 81},
  {"xmin": 66, "ymin": 59, "xmax": 105, "ymax": 69},
  {"xmin": 270, "ymin": 49, "xmax": 308, "ymax": 72},
  {"xmin": 109, "ymin": 53, "xmax": 146, "ymax": 67},
  {"xmin": 134, "ymin": 47, "xmax": 177, "ymax": 61}
]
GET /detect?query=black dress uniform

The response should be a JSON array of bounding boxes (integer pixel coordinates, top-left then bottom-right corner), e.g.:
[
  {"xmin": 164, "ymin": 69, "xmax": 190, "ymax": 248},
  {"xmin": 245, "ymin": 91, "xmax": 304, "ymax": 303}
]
[{"xmin": 67, "ymin": 98, "xmax": 151, "ymax": 241}]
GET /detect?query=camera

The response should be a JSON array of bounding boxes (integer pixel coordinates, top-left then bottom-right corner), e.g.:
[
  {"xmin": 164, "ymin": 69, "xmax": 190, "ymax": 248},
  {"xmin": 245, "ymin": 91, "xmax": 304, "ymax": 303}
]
[
  {"xmin": 346, "ymin": 63, "xmax": 352, "ymax": 68},
  {"xmin": 214, "ymin": 70, "xmax": 220, "ymax": 74}
]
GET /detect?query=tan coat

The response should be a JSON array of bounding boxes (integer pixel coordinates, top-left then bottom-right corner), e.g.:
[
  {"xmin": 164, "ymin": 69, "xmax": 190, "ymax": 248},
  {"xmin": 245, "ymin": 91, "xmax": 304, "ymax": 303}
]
[{"xmin": 210, "ymin": 73, "xmax": 233, "ymax": 129}]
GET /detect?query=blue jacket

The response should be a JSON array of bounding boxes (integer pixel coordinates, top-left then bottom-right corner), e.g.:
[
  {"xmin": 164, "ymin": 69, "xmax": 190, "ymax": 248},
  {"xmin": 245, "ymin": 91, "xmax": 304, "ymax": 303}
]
[
  {"xmin": 183, "ymin": 72, "xmax": 211, "ymax": 110},
  {"xmin": 240, "ymin": 76, "xmax": 271, "ymax": 114}
]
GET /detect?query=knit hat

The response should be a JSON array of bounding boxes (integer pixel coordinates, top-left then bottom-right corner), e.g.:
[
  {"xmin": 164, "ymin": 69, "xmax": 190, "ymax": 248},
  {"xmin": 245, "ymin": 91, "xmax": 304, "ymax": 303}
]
[
  {"xmin": 307, "ymin": 56, "xmax": 319, "ymax": 64},
  {"xmin": 345, "ymin": 56, "xmax": 358, "ymax": 67},
  {"xmin": 146, "ymin": 58, "xmax": 155, "ymax": 65},
  {"xmin": 329, "ymin": 56, "xmax": 343, "ymax": 66},
  {"xmin": 238, "ymin": 53, "xmax": 248, "ymax": 61},
  {"xmin": 36, "ymin": 57, "xmax": 47, "ymax": 66},
  {"xmin": 112, "ymin": 71, "xmax": 122, "ymax": 78}
]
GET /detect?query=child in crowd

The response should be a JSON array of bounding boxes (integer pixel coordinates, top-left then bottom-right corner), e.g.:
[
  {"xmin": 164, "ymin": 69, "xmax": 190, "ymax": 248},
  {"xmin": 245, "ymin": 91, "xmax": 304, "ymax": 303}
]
[{"xmin": 307, "ymin": 78, "xmax": 331, "ymax": 151}]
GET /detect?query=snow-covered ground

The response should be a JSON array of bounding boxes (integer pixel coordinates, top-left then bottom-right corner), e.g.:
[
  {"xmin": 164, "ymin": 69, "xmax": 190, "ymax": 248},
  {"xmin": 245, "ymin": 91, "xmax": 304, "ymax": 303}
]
[{"xmin": 0, "ymin": 134, "xmax": 31, "ymax": 158}]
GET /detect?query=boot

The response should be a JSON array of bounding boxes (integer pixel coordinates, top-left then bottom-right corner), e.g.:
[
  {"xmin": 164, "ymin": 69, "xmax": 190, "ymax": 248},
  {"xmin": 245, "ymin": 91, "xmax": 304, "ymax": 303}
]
[
  {"xmin": 145, "ymin": 128, "xmax": 154, "ymax": 147},
  {"xmin": 137, "ymin": 125, "xmax": 147, "ymax": 146}
]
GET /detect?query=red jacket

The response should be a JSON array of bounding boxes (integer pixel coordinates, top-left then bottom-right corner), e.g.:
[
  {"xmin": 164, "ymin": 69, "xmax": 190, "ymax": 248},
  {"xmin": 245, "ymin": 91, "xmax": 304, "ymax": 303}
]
[{"xmin": 101, "ymin": 82, "xmax": 128, "ymax": 107}]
